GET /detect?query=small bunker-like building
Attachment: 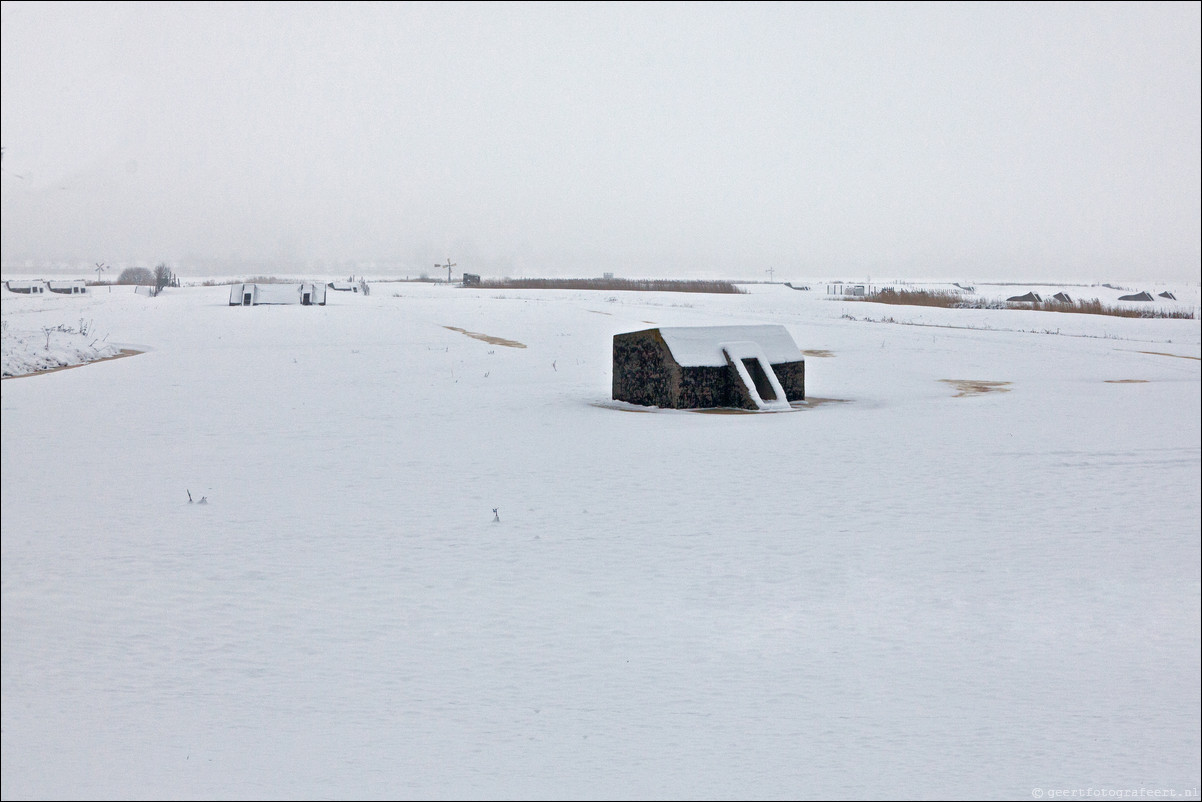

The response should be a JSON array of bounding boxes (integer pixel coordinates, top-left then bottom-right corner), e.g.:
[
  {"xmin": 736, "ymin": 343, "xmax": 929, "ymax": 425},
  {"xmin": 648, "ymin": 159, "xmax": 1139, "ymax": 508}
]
[
  {"xmin": 613, "ymin": 325, "xmax": 805, "ymax": 411},
  {"xmin": 4, "ymin": 280, "xmax": 49, "ymax": 294},
  {"xmin": 48, "ymin": 279, "xmax": 89, "ymax": 295},
  {"xmin": 229, "ymin": 282, "xmax": 327, "ymax": 306}
]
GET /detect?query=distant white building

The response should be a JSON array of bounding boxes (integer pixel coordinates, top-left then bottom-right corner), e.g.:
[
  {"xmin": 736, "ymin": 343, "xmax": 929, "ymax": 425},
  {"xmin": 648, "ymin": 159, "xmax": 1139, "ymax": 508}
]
[
  {"xmin": 5, "ymin": 280, "xmax": 50, "ymax": 294},
  {"xmin": 229, "ymin": 282, "xmax": 327, "ymax": 306},
  {"xmin": 48, "ymin": 279, "xmax": 89, "ymax": 295},
  {"xmin": 327, "ymin": 279, "xmax": 370, "ymax": 295}
]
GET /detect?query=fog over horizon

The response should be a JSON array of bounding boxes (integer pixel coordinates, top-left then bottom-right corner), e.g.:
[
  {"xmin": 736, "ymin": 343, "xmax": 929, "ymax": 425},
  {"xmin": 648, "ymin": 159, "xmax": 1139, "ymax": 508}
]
[{"xmin": 2, "ymin": 1, "xmax": 1199, "ymax": 284}]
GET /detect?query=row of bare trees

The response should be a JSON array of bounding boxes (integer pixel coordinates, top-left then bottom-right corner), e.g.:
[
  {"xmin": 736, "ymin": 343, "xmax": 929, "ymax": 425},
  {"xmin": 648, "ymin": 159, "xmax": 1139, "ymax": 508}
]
[{"xmin": 111, "ymin": 263, "xmax": 179, "ymax": 295}]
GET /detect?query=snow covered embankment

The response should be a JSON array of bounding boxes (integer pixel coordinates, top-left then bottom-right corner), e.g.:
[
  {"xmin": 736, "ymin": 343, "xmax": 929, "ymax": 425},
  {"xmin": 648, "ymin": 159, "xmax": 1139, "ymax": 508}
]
[{"xmin": 1, "ymin": 321, "xmax": 119, "ymax": 378}]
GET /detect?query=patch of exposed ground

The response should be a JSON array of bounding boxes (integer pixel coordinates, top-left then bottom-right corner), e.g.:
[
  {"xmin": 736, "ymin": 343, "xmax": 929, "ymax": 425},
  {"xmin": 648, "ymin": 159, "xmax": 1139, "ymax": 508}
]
[
  {"xmin": 1132, "ymin": 350, "xmax": 1200, "ymax": 361},
  {"xmin": 2, "ymin": 349, "xmax": 144, "ymax": 381},
  {"xmin": 940, "ymin": 379, "xmax": 1012, "ymax": 397},
  {"xmin": 794, "ymin": 397, "xmax": 849, "ymax": 408},
  {"xmin": 801, "ymin": 349, "xmax": 835, "ymax": 358},
  {"xmin": 590, "ymin": 401, "xmax": 659, "ymax": 413},
  {"xmin": 443, "ymin": 326, "xmax": 526, "ymax": 348},
  {"xmin": 1105, "ymin": 379, "xmax": 1149, "ymax": 384}
]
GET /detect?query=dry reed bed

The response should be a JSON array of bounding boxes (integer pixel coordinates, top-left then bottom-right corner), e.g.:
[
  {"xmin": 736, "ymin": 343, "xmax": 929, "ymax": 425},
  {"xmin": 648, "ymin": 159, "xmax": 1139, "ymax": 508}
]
[{"xmin": 858, "ymin": 289, "xmax": 1194, "ymax": 319}]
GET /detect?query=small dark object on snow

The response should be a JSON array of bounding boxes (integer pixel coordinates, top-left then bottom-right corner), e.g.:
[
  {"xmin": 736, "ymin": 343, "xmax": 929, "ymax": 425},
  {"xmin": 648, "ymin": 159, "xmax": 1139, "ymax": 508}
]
[{"xmin": 492, "ymin": 508, "xmax": 500, "ymax": 523}]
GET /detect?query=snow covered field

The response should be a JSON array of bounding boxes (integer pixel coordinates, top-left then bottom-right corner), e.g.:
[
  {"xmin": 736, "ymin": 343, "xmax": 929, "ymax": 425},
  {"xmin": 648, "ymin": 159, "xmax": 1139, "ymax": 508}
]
[{"xmin": 2, "ymin": 279, "xmax": 1199, "ymax": 800}]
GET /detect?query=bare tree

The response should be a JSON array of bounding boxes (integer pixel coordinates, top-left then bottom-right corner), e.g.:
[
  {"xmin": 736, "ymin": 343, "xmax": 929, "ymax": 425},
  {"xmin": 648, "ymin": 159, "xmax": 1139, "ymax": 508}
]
[
  {"xmin": 117, "ymin": 267, "xmax": 154, "ymax": 285},
  {"xmin": 153, "ymin": 263, "xmax": 175, "ymax": 294}
]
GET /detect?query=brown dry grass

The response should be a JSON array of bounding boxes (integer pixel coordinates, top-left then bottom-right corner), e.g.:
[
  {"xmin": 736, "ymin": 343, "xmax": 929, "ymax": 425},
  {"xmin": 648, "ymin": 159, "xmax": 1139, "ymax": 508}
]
[
  {"xmin": 859, "ymin": 288, "xmax": 1194, "ymax": 319},
  {"xmin": 443, "ymin": 326, "xmax": 526, "ymax": 348},
  {"xmin": 1028, "ymin": 298, "xmax": 1194, "ymax": 319},
  {"xmin": 1133, "ymin": 350, "xmax": 1200, "ymax": 361},
  {"xmin": 866, "ymin": 289, "xmax": 967, "ymax": 308},
  {"xmin": 940, "ymin": 379, "xmax": 1012, "ymax": 397}
]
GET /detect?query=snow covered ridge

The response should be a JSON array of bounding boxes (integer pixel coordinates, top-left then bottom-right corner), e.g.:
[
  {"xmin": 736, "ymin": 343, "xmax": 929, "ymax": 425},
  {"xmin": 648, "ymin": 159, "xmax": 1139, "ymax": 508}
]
[
  {"xmin": 1, "ymin": 281, "xmax": 125, "ymax": 377},
  {"xmin": 1, "ymin": 320, "xmax": 117, "ymax": 378}
]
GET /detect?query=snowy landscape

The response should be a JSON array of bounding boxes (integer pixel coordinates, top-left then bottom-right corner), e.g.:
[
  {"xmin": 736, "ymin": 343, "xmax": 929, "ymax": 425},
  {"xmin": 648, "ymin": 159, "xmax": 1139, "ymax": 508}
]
[
  {"xmin": 3, "ymin": 1, "xmax": 1199, "ymax": 797},
  {"xmin": 2, "ymin": 276, "xmax": 1199, "ymax": 800}
]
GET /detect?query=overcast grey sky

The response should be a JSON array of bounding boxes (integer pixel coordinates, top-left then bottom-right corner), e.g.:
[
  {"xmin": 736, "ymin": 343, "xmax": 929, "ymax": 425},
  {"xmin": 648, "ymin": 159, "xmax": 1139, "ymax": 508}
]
[{"xmin": 2, "ymin": 1, "xmax": 1199, "ymax": 282}]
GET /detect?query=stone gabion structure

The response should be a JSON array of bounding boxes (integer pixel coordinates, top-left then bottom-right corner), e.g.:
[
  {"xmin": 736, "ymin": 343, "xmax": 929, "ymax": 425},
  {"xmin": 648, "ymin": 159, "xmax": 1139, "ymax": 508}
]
[{"xmin": 612, "ymin": 325, "xmax": 805, "ymax": 411}]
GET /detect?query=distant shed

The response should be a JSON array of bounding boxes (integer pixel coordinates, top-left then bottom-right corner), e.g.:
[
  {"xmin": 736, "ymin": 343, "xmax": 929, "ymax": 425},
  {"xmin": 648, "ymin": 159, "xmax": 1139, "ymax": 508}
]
[
  {"xmin": 229, "ymin": 282, "xmax": 327, "ymax": 306},
  {"xmin": 4, "ymin": 280, "xmax": 49, "ymax": 294},
  {"xmin": 613, "ymin": 325, "xmax": 805, "ymax": 411},
  {"xmin": 1118, "ymin": 291, "xmax": 1154, "ymax": 302},
  {"xmin": 1007, "ymin": 291, "xmax": 1042, "ymax": 303},
  {"xmin": 47, "ymin": 279, "xmax": 88, "ymax": 295}
]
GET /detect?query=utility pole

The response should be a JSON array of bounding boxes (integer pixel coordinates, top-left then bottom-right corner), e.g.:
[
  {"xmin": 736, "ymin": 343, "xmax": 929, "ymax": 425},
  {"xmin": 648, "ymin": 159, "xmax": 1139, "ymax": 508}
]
[
  {"xmin": 435, "ymin": 258, "xmax": 457, "ymax": 284},
  {"xmin": 766, "ymin": 267, "xmax": 775, "ymax": 283}
]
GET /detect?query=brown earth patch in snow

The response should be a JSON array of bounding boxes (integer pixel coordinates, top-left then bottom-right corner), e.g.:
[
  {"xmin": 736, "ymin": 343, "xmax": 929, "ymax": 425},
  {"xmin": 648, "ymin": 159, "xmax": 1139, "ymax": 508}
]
[
  {"xmin": 590, "ymin": 401, "xmax": 659, "ymax": 413},
  {"xmin": 940, "ymin": 379, "xmax": 1012, "ymax": 397},
  {"xmin": 2, "ymin": 349, "xmax": 144, "ymax": 381},
  {"xmin": 443, "ymin": 326, "xmax": 526, "ymax": 348},
  {"xmin": 801, "ymin": 349, "xmax": 835, "ymax": 358},
  {"xmin": 1104, "ymin": 379, "xmax": 1149, "ymax": 384},
  {"xmin": 1132, "ymin": 350, "xmax": 1200, "ymax": 361}
]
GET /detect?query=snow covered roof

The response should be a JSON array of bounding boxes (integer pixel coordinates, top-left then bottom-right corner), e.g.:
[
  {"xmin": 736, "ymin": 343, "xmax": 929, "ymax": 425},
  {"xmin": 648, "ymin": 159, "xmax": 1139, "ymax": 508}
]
[
  {"xmin": 5, "ymin": 280, "xmax": 48, "ymax": 291},
  {"xmin": 654, "ymin": 325, "xmax": 803, "ymax": 367},
  {"xmin": 232, "ymin": 282, "xmax": 326, "ymax": 304}
]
